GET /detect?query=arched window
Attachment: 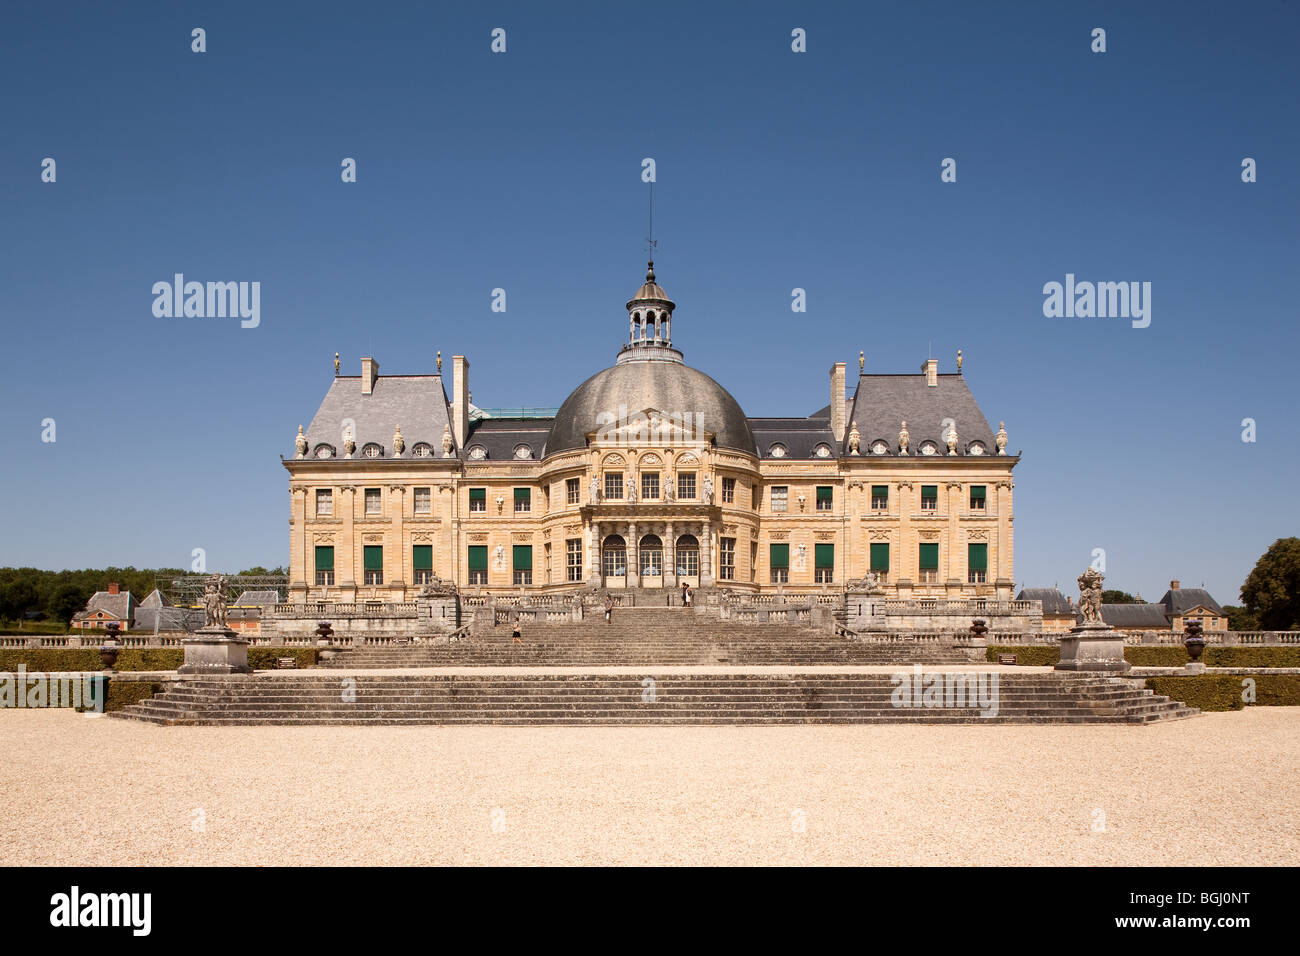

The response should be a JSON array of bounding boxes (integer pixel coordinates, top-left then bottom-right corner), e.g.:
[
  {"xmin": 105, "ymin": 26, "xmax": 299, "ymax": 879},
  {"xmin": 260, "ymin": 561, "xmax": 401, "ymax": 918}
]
[
  {"xmin": 602, "ymin": 535, "xmax": 627, "ymax": 578},
  {"xmin": 674, "ymin": 534, "xmax": 699, "ymax": 577},
  {"xmin": 639, "ymin": 534, "xmax": 663, "ymax": 577}
]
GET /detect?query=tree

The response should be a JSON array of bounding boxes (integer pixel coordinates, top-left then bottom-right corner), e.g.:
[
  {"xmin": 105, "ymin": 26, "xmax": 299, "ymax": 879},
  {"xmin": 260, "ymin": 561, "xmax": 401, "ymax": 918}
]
[
  {"xmin": 1222, "ymin": 605, "xmax": 1260, "ymax": 631},
  {"xmin": 48, "ymin": 584, "xmax": 87, "ymax": 627},
  {"xmin": 1101, "ymin": 589, "xmax": 1138, "ymax": 604},
  {"xmin": 1240, "ymin": 537, "xmax": 1300, "ymax": 631},
  {"xmin": 0, "ymin": 580, "xmax": 38, "ymax": 620}
]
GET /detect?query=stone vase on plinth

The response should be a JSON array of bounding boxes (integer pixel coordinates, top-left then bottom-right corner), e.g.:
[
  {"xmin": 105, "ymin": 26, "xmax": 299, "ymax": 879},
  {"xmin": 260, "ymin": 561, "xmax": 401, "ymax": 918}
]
[
  {"xmin": 179, "ymin": 625, "xmax": 252, "ymax": 675},
  {"xmin": 1055, "ymin": 621, "xmax": 1131, "ymax": 673}
]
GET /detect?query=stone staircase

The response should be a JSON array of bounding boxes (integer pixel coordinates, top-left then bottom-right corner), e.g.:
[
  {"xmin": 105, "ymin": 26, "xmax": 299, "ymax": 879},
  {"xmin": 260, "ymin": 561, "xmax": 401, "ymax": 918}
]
[
  {"xmin": 321, "ymin": 607, "xmax": 973, "ymax": 667},
  {"xmin": 112, "ymin": 672, "xmax": 1198, "ymax": 725}
]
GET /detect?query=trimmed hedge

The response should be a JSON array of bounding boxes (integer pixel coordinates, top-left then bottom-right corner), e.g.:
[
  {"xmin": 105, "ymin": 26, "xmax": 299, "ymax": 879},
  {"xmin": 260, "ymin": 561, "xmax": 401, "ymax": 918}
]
[
  {"xmin": 988, "ymin": 645, "xmax": 1300, "ymax": 668},
  {"xmin": 0, "ymin": 647, "xmax": 317, "ymax": 673},
  {"xmin": 1144, "ymin": 675, "xmax": 1300, "ymax": 711}
]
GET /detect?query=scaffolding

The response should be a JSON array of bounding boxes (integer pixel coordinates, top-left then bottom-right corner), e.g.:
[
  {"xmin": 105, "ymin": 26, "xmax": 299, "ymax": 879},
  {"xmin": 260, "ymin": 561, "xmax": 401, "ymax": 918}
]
[{"xmin": 158, "ymin": 574, "xmax": 289, "ymax": 608}]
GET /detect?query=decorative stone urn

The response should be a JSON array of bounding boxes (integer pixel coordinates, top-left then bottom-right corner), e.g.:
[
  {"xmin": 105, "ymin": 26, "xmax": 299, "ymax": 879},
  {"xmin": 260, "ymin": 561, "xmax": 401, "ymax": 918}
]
[
  {"xmin": 315, "ymin": 621, "xmax": 343, "ymax": 662},
  {"xmin": 99, "ymin": 622, "xmax": 121, "ymax": 671},
  {"xmin": 969, "ymin": 618, "xmax": 989, "ymax": 643},
  {"xmin": 1183, "ymin": 618, "xmax": 1207, "ymax": 673}
]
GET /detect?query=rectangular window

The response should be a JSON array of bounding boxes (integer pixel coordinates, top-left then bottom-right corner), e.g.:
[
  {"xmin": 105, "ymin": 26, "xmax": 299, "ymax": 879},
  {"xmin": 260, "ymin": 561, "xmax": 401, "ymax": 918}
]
[
  {"xmin": 770, "ymin": 542, "xmax": 789, "ymax": 583},
  {"xmin": 814, "ymin": 543, "xmax": 834, "ymax": 583},
  {"xmin": 677, "ymin": 472, "xmax": 696, "ymax": 500},
  {"xmin": 970, "ymin": 485, "xmax": 986, "ymax": 511},
  {"xmin": 566, "ymin": 539, "xmax": 583, "ymax": 582},
  {"xmin": 919, "ymin": 542, "xmax": 939, "ymax": 584},
  {"xmin": 566, "ymin": 478, "xmax": 580, "ymax": 505},
  {"xmin": 719, "ymin": 537, "xmax": 736, "ymax": 580},
  {"xmin": 968, "ymin": 543, "xmax": 988, "ymax": 584},
  {"xmin": 604, "ymin": 472, "xmax": 623, "ymax": 500},
  {"xmin": 514, "ymin": 488, "xmax": 531, "ymax": 513},
  {"xmin": 676, "ymin": 544, "xmax": 698, "ymax": 577},
  {"xmin": 467, "ymin": 545, "xmax": 488, "ymax": 586},
  {"xmin": 513, "ymin": 545, "xmax": 533, "ymax": 586},
  {"xmin": 921, "ymin": 485, "xmax": 938, "ymax": 511},
  {"xmin": 363, "ymin": 545, "xmax": 383, "ymax": 585},
  {"xmin": 315, "ymin": 488, "xmax": 333, "ymax": 516},
  {"xmin": 816, "ymin": 486, "xmax": 833, "ymax": 511},
  {"xmin": 412, "ymin": 545, "xmax": 433, "ymax": 585},
  {"xmin": 871, "ymin": 485, "xmax": 889, "ymax": 510},
  {"xmin": 641, "ymin": 472, "xmax": 659, "ymax": 500},
  {"xmin": 870, "ymin": 542, "xmax": 890, "ymax": 582},
  {"xmin": 314, "ymin": 545, "xmax": 334, "ymax": 587},
  {"xmin": 603, "ymin": 543, "xmax": 626, "ymax": 578},
  {"xmin": 771, "ymin": 486, "xmax": 788, "ymax": 512},
  {"xmin": 413, "ymin": 487, "xmax": 431, "ymax": 514},
  {"xmin": 364, "ymin": 488, "xmax": 382, "ymax": 515},
  {"xmin": 722, "ymin": 477, "xmax": 735, "ymax": 503},
  {"xmin": 469, "ymin": 487, "xmax": 486, "ymax": 512}
]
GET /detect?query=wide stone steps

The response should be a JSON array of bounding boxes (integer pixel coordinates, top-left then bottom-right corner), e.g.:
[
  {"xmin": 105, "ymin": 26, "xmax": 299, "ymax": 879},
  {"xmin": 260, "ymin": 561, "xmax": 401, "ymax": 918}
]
[{"xmin": 112, "ymin": 674, "xmax": 1198, "ymax": 725}]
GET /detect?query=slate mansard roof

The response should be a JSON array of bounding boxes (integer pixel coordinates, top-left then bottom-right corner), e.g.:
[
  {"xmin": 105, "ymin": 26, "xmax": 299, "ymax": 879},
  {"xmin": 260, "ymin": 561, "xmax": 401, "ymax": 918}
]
[
  {"xmin": 1159, "ymin": 588, "xmax": 1224, "ymax": 617},
  {"xmin": 1096, "ymin": 604, "xmax": 1171, "ymax": 629},
  {"xmin": 299, "ymin": 375, "xmax": 453, "ymax": 460},
  {"xmin": 1017, "ymin": 588, "xmax": 1074, "ymax": 616},
  {"xmin": 845, "ymin": 373, "xmax": 999, "ymax": 456},
  {"xmin": 464, "ymin": 419, "xmax": 554, "ymax": 462}
]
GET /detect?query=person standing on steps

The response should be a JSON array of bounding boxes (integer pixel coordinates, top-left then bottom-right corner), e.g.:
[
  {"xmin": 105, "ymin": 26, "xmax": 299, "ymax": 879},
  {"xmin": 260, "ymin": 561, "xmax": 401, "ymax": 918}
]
[
  {"xmin": 511, "ymin": 611, "xmax": 522, "ymax": 644},
  {"xmin": 685, "ymin": 585, "xmax": 693, "ymax": 608},
  {"xmin": 681, "ymin": 581, "xmax": 688, "ymax": 607},
  {"xmin": 604, "ymin": 593, "xmax": 614, "ymax": 624}
]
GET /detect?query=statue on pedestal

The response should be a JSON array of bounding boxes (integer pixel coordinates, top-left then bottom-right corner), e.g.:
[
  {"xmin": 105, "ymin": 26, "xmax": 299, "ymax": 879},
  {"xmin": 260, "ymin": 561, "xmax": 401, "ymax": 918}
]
[
  {"xmin": 203, "ymin": 575, "xmax": 229, "ymax": 628},
  {"xmin": 1077, "ymin": 567, "xmax": 1104, "ymax": 624}
]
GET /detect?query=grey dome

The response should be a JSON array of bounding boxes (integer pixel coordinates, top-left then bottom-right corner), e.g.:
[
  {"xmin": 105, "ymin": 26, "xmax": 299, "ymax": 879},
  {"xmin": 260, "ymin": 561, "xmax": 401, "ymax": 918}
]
[{"xmin": 545, "ymin": 360, "xmax": 757, "ymax": 458}]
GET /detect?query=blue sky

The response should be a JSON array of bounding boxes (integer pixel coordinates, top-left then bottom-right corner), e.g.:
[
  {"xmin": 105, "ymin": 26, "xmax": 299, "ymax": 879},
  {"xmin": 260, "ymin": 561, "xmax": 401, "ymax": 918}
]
[{"xmin": 1, "ymin": 0, "xmax": 1296, "ymax": 603}]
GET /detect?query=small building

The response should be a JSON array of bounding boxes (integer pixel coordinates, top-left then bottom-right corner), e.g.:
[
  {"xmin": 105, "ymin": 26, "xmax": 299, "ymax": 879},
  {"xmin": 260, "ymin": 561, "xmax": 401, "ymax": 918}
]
[
  {"xmin": 1016, "ymin": 588, "xmax": 1075, "ymax": 633},
  {"xmin": 228, "ymin": 589, "xmax": 281, "ymax": 635},
  {"xmin": 1095, "ymin": 603, "xmax": 1171, "ymax": 630},
  {"xmin": 1158, "ymin": 580, "xmax": 1227, "ymax": 631},
  {"xmin": 71, "ymin": 583, "xmax": 138, "ymax": 631},
  {"xmin": 133, "ymin": 589, "xmax": 204, "ymax": 633}
]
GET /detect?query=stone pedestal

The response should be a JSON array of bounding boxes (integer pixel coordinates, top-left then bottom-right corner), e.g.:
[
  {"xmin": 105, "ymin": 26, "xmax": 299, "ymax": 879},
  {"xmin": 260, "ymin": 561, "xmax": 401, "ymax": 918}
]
[
  {"xmin": 1055, "ymin": 621, "xmax": 1130, "ymax": 673},
  {"xmin": 179, "ymin": 626, "xmax": 251, "ymax": 675}
]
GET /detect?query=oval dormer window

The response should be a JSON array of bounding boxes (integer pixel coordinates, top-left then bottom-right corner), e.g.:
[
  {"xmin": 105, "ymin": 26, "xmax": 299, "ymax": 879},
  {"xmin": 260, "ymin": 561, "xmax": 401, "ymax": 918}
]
[
  {"xmin": 467, "ymin": 445, "xmax": 488, "ymax": 460},
  {"xmin": 411, "ymin": 442, "xmax": 433, "ymax": 458},
  {"xmin": 768, "ymin": 443, "xmax": 787, "ymax": 458},
  {"xmin": 870, "ymin": 440, "xmax": 889, "ymax": 455},
  {"xmin": 813, "ymin": 443, "xmax": 832, "ymax": 459},
  {"xmin": 313, "ymin": 444, "xmax": 335, "ymax": 459},
  {"xmin": 514, "ymin": 444, "xmax": 533, "ymax": 460},
  {"xmin": 967, "ymin": 441, "xmax": 986, "ymax": 456},
  {"xmin": 362, "ymin": 443, "xmax": 383, "ymax": 459},
  {"xmin": 919, "ymin": 440, "xmax": 938, "ymax": 456}
]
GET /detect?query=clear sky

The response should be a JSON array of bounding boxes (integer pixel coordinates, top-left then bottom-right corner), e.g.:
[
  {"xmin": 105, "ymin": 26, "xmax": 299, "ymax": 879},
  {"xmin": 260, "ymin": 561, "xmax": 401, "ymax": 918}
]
[{"xmin": 1, "ymin": 0, "xmax": 1296, "ymax": 604}]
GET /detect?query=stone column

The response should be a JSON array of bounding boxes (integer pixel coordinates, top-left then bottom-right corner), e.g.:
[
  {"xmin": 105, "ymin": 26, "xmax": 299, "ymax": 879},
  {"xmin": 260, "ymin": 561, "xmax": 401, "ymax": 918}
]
[
  {"xmin": 700, "ymin": 519, "xmax": 714, "ymax": 587},
  {"xmin": 664, "ymin": 521, "xmax": 676, "ymax": 589},
  {"xmin": 588, "ymin": 519, "xmax": 599, "ymax": 583},
  {"xmin": 896, "ymin": 481, "xmax": 912, "ymax": 593},
  {"xmin": 290, "ymin": 487, "xmax": 308, "ymax": 602},
  {"xmin": 945, "ymin": 481, "xmax": 964, "ymax": 596},
  {"xmin": 995, "ymin": 480, "xmax": 1013, "ymax": 599},
  {"xmin": 339, "ymin": 485, "xmax": 357, "ymax": 601},
  {"xmin": 389, "ymin": 484, "xmax": 406, "ymax": 598},
  {"xmin": 627, "ymin": 521, "xmax": 639, "ymax": 587}
]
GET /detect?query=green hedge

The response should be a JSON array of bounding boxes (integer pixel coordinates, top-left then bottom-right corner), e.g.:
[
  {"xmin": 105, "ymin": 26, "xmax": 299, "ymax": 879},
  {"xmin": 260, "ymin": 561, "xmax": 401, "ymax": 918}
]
[
  {"xmin": 1143, "ymin": 675, "xmax": 1300, "ymax": 711},
  {"xmin": 988, "ymin": 645, "xmax": 1300, "ymax": 668},
  {"xmin": 0, "ymin": 647, "xmax": 317, "ymax": 673},
  {"xmin": 76, "ymin": 681, "xmax": 162, "ymax": 713}
]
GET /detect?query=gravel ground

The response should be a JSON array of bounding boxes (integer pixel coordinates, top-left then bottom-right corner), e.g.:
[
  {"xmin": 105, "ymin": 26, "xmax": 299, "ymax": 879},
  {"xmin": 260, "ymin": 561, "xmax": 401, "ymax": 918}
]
[{"xmin": 2, "ymin": 708, "xmax": 1296, "ymax": 866}]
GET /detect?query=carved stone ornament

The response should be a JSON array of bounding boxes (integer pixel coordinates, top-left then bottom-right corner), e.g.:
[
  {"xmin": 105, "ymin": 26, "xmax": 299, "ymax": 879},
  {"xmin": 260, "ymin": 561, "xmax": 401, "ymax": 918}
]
[
  {"xmin": 898, "ymin": 421, "xmax": 910, "ymax": 455},
  {"xmin": 945, "ymin": 422, "xmax": 959, "ymax": 456},
  {"xmin": 343, "ymin": 427, "xmax": 356, "ymax": 458},
  {"xmin": 1078, "ymin": 567, "xmax": 1104, "ymax": 624},
  {"xmin": 442, "ymin": 423, "xmax": 454, "ymax": 457},
  {"xmin": 295, "ymin": 425, "xmax": 308, "ymax": 459},
  {"xmin": 996, "ymin": 422, "xmax": 1008, "ymax": 456},
  {"xmin": 847, "ymin": 421, "xmax": 861, "ymax": 456},
  {"xmin": 393, "ymin": 425, "xmax": 405, "ymax": 456}
]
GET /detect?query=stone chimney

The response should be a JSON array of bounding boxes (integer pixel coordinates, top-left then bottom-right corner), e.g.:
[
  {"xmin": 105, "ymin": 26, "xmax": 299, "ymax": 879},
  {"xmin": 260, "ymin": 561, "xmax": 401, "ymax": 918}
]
[
  {"xmin": 829, "ymin": 362, "xmax": 846, "ymax": 442},
  {"xmin": 921, "ymin": 358, "xmax": 938, "ymax": 387},
  {"xmin": 452, "ymin": 354, "xmax": 470, "ymax": 447},
  {"xmin": 360, "ymin": 356, "xmax": 379, "ymax": 395},
  {"xmin": 107, "ymin": 582, "xmax": 119, "ymax": 595},
  {"xmin": 1170, "ymin": 579, "xmax": 1180, "ymax": 590}
]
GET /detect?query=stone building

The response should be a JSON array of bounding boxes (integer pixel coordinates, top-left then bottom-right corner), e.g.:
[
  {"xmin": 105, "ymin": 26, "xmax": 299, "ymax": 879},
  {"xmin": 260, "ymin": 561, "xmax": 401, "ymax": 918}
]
[{"xmin": 282, "ymin": 262, "xmax": 1019, "ymax": 609}]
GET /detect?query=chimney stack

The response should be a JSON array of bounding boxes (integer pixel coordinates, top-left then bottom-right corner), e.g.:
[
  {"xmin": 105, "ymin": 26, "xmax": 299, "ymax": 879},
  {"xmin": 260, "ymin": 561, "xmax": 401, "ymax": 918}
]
[
  {"xmin": 452, "ymin": 355, "xmax": 470, "ymax": 447},
  {"xmin": 921, "ymin": 358, "xmax": 938, "ymax": 387},
  {"xmin": 1170, "ymin": 579, "xmax": 1180, "ymax": 590},
  {"xmin": 361, "ymin": 356, "xmax": 379, "ymax": 395},
  {"xmin": 829, "ymin": 362, "xmax": 846, "ymax": 442},
  {"xmin": 108, "ymin": 582, "xmax": 120, "ymax": 595}
]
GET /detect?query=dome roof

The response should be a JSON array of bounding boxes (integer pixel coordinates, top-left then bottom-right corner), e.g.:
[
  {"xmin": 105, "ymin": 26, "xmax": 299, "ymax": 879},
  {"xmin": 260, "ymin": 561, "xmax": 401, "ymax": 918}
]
[
  {"xmin": 545, "ymin": 360, "xmax": 757, "ymax": 458},
  {"xmin": 626, "ymin": 261, "xmax": 674, "ymax": 308}
]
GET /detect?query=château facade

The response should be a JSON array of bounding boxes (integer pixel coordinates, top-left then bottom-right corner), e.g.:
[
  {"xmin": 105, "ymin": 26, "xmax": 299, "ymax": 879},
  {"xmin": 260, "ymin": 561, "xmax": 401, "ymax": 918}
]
[{"xmin": 283, "ymin": 263, "xmax": 1018, "ymax": 604}]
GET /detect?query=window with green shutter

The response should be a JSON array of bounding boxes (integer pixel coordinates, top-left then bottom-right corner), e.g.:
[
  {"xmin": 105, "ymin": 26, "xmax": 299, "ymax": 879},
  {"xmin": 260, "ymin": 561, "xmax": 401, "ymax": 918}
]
[
  {"xmin": 870, "ymin": 542, "xmax": 890, "ymax": 572},
  {"xmin": 315, "ymin": 546, "xmax": 334, "ymax": 571},
  {"xmin": 921, "ymin": 485, "xmax": 938, "ymax": 509},
  {"xmin": 467, "ymin": 545, "xmax": 488, "ymax": 571},
  {"xmin": 970, "ymin": 485, "xmax": 986, "ymax": 510},
  {"xmin": 815, "ymin": 486, "xmax": 833, "ymax": 511},
  {"xmin": 814, "ymin": 543, "xmax": 834, "ymax": 567},
  {"xmin": 513, "ymin": 545, "xmax": 532, "ymax": 571},
  {"xmin": 769, "ymin": 543, "xmax": 789, "ymax": 568},
  {"xmin": 469, "ymin": 487, "xmax": 486, "ymax": 513},
  {"xmin": 412, "ymin": 545, "xmax": 432, "ymax": 570},
  {"xmin": 967, "ymin": 543, "xmax": 988, "ymax": 583},
  {"xmin": 513, "ymin": 488, "xmax": 530, "ymax": 512},
  {"xmin": 871, "ymin": 485, "xmax": 889, "ymax": 509},
  {"xmin": 363, "ymin": 545, "xmax": 384, "ymax": 585},
  {"xmin": 919, "ymin": 543, "xmax": 938, "ymax": 570}
]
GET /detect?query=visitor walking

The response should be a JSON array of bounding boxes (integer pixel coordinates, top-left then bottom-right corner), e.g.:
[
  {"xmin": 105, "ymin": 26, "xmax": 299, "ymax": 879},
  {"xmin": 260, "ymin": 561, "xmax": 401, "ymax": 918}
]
[
  {"xmin": 511, "ymin": 611, "xmax": 522, "ymax": 644},
  {"xmin": 604, "ymin": 593, "xmax": 614, "ymax": 624},
  {"xmin": 684, "ymin": 585, "xmax": 693, "ymax": 608},
  {"xmin": 681, "ymin": 582, "xmax": 689, "ymax": 606}
]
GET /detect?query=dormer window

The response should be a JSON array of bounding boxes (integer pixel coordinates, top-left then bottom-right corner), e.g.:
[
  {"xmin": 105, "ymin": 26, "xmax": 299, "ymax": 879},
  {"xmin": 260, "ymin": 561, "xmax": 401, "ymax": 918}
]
[
  {"xmin": 870, "ymin": 440, "xmax": 889, "ymax": 455},
  {"xmin": 919, "ymin": 441, "xmax": 937, "ymax": 456},
  {"xmin": 313, "ymin": 444, "xmax": 335, "ymax": 459},
  {"xmin": 412, "ymin": 442, "xmax": 433, "ymax": 458},
  {"xmin": 513, "ymin": 444, "xmax": 533, "ymax": 460},
  {"xmin": 967, "ymin": 441, "xmax": 986, "ymax": 456},
  {"xmin": 361, "ymin": 442, "xmax": 383, "ymax": 459},
  {"xmin": 467, "ymin": 445, "xmax": 488, "ymax": 460},
  {"xmin": 813, "ymin": 443, "xmax": 832, "ymax": 458},
  {"xmin": 768, "ymin": 443, "xmax": 787, "ymax": 458}
]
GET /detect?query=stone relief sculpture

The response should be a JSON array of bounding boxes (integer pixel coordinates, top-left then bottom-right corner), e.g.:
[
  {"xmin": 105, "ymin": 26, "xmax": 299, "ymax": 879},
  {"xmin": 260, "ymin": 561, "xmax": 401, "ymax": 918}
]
[
  {"xmin": 1077, "ymin": 567, "xmax": 1104, "ymax": 624},
  {"xmin": 996, "ymin": 422, "xmax": 1008, "ymax": 456},
  {"xmin": 494, "ymin": 545, "xmax": 506, "ymax": 570},
  {"xmin": 295, "ymin": 425, "xmax": 308, "ymax": 459},
  {"xmin": 898, "ymin": 421, "xmax": 910, "ymax": 456},
  {"xmin": 590, "ymin": 476, "xmax": 601, "ymax": 503},
  {"xmin": 702, "ymin": 475, "xmax": 713, "ymax": 504},
  {"xmin": 847, "ymin": 421, "xmax": 861, "ymax": 455},
  {"xmin": 203, "ymin": 574, "xmax": 228, "ymax": 628}
]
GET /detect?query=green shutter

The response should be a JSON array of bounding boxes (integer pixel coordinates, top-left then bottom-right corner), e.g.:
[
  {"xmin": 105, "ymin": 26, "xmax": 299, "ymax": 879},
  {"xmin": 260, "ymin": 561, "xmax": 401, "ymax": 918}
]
[
  {"xmin": 919, "ymin": 543, "xmax": 938, "ymax": 570},
  {"xmin": 968, "ymin": 543, "xmax": 987, "ymax": 571},
  {"xmin": 513, "ymin": 545, "xmax": 532, "ymax": 571},
  {"xmin": 870, "ymin": 542, "xmax": 890, "ymax": 571},
  {"xmin": 871, "ymin": 485, "xmax": 888, "ymax": 500},
  {"xmin": 412, "ymin": 545, "xmax": 432, "ymax": 570},
  {"xmin": 814, "ymin": 543, "xmax": 834, "ymax": 568},
  {"xmin": 467, "ymin": 545, "xmax": 487, "ymax": 572},
  {"xmin": 314, "ymin": 546, "xmax": 334, "ymax": 572},
  {"xmin": 469, "ymin": 487, "xmax": 486, "ymax": 502},
  {"xmin": 970, "ymin": 485, "xmax": 986, "ymax": 501},
  {"xmin": 363, "ymin": 545, "xmax": 383, "ymax": 571},
  {"xmin": 922, "ymin": 485, "xmax": 937, "ymax": 499},
  {"xmin": 816, "ymin": 486, "xmax": 833, "ymax": 503},
  {"xmin": 514, "ymin": 488, "xmax": 530, "ymax": 503},
  {"xmin": 770, "ymin": 543, "xmax": 789, "ymax": 569}
]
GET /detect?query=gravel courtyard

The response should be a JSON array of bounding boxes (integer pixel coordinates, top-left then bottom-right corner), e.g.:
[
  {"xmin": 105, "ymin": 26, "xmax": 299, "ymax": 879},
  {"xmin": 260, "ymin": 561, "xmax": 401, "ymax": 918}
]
[{"xmin": 3, "ymin": 709, "xmax": 1296, "ymax": 866}]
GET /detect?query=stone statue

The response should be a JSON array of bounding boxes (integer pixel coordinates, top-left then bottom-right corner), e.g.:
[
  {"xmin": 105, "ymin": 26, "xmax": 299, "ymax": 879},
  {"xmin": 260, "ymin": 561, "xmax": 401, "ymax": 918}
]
[
  {"xmin": 203, "ymin": 574, "xmax": 228, "ymax": 628},
  {"xmin": 664, "ymin": 475, "xmax": 675, "ymax": 501},
  {"xmin": 847, "ymin": 421, "xmax": 861, "ymax": 455},
  {"xmin": 956, "ymin": 349, "xmax": 963, "ymax": 374},
  {"xmin": 1077, "ymin": 568, "xmax": 1104, "ymax": 624},
  {"xmin": 944, "ymin": 421, "xmax": 959, "ymax": 456},
  {"xmin": 334, "ymin": 352, "xmax": 340, "ymax": 376},
  {"xmin": 898, "ymin": 421, "xmax": 910, "ymax": 456},
  {"xmin": 628, "ymin": 483, "xmax": 638, "ymax": 505},
  {"xmin": 442, "ymin": 423, "xmax": 454, "ymax": 457},
  {"xmin": 295, "ymin": 425, "xmax": 308, "ymax": 459},
  {"xmin": 436, "ymin": 350, "xmax": 442, "ymax": 374},
  {"xmin": 590, "ymin": 476, "xmax": 601, "ymax": 503},
  {"xmin": 393, "ymin": 424, "xmax": 405, "ymax": 456},
  {"xmin": 343, "ymin": 426, "xmax": 356, "ymax": 458},
  {"xmin": 702, "ymin": 475, "xmax": 713, "ymax": 504},
  {"xmin": 859, "ymin": 350, "xmax": 865, "ymax": 373},
  {"xmin": 494, "ymin": 545, "xmax": 505, "ymax": 570},
  {"xmin": 996, "ymin": 422, "xmax": 1008, "ymax": 456}
]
